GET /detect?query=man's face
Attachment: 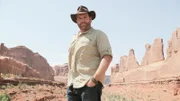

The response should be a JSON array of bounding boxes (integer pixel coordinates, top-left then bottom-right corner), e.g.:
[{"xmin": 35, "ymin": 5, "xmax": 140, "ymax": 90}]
[{"xmin": 76, "ymin": 13, "xmax": 92, "ymax": 32}]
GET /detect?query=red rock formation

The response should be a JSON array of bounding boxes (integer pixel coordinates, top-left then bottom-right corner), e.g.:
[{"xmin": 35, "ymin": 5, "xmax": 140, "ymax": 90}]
[
  {"xmin": 111, "ymin": 28, "xmax": 180, "ymax": 85},
  {"xmin": 141, "ymin": 44, "xmax": 151, "ymax": 66},
  {"xmin": 124, "ymin": 49, "xmax": 139, "ymax": 70},
  {"xmin": 31, "ymin": 53, "xmax": 54, "ymax": 80},
  {"xmin": 53, "ymin": 63, "xmax": 68, "ymax": 76},
  {"xmin": 167, "ymin": 28, "xmax": 180, "ymax": 58},
  {"xmin": 53, "ymin": 63, "xmax": 68, "ymax": 83},
  {"xmin": 0, "ymin": 43, "xmax": 8, "ymax": 55},
  {"xmin": 150, "ymin": 38, "xmax": 164, "ymax": 63},
  {"xmin": 0, "ymin": 56, "xmax": 39, "ymax": 78},
  {"xmin": 113, "ymin": 49, "xmax": 139, "ymax": 74},
  {"xmin": 0, "ymin": 44, "xmax": 54, "ymax": 80},
  {"xmin": 141, "ymin": 38, "xmax": 164, "ymax": 66},
  {"xmin": 119, "ymin": 56, "xmax": 127, "ymax": 72},
  {"xmin": 167, "ymin": 39, "xmax": 172, "ymax": 58}
]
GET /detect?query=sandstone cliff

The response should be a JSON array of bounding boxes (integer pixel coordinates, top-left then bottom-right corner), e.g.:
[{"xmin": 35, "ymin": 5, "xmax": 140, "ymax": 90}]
[
  {"xmin": 53, "ymin": 63, "xmax": 68, "ymax": 83},
  {"xmin": 112, "ymin": 49, "xmax": 139, "ymax": 74},
  {"xmin": 0, "ymin": 44, "xmax": 54, "ymax": 80},
  {"xmin": 0, "ymin": 56, "xmax": 39, "ymax": 78},
  {"xmin": 141, "ymin": 38, "xmax": 164, "ymax": 66},
  {"xmin": 111, "ymin": 28, "xmax": 180, "ymax": 84},
  {"xmin": 53, "ymin": 63, "xmax": 68, "ymax": 76}
]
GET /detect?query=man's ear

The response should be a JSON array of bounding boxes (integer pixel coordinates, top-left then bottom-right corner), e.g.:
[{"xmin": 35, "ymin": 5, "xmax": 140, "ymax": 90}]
[{"xmin": 89, "ymin": 16, "xmax": 92, "ymax": 20}]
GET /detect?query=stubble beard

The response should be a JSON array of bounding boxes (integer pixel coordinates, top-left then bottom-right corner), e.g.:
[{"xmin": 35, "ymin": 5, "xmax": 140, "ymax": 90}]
[{"xmin": 78, "ymin": 22, "xmax": 91, "ymax": 32}]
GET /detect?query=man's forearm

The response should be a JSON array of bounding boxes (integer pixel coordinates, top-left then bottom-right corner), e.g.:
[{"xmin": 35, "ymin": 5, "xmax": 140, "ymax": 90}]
[{"xmin": 93, "ymin": 55, "xmax": 112, "ymax": 81}]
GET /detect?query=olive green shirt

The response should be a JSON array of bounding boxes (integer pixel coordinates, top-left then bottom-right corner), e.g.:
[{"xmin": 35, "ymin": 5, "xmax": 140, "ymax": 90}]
[{"xmin": 68, "ymin": 27, "xmax": 112, "ymax": 88}]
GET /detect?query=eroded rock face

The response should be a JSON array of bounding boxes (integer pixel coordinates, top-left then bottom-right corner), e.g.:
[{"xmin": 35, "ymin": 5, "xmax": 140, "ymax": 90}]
[
  {"xmin": 124, "ymin": 49, "xmax": 139, "ymax": 70},
  {"xmin": 0, "ymin": 43, "xmax": 8, "ymax": 55},
  {"xmin": 167, "ymin": 28, "xmax": 180, "ymax": 58},
  {"xmin": 31, "ymin": 53, "xmax": 54, "ymax": 80},
  {"xmin": 141, "ymin": 44, "xmax": 151, "ymax": 66},
  {"xmin": 150, "ymin": 38, "xmax": 164, "ymax": 63},
  {"xmin": 167, "ymin": 39, "xmax": 172, "ymax": 58},
  {"xmin": 53, "ymin": 63, "xmax": 68, "ymax": 83},
  {"xmin": 0, "ymin": 56, "xmax": 39, "ymax": 78},
  {"xmin": 111, "ymin": 28, "xmax": 180, "ymax": 86},
  {"xmin": 119, "ymin": 56, "xmax": 127, "ymax": 72},
  {"xmin": 53, "ymin": 63, "xmax": 68, "ymax": 76},
  {"xmin": 141, "ymin": 38, "xmax": 164, "ymax": 66},
  {"xmin": 4, "ymin": 46, "xmax": 34, "ymax": 65},
  {"xmin": 112, "ymin": 49, "xmax": 139, "ymax": 74},
  {"xmin": 0, "ymin": 44, "xmax": 54, "ymax": 80}
]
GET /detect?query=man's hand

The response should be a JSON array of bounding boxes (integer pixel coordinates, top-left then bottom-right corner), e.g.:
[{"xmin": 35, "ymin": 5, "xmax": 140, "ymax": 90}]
[{"xmin": 86, "ymin": 79, "xmax": 96, "ymax": 87}]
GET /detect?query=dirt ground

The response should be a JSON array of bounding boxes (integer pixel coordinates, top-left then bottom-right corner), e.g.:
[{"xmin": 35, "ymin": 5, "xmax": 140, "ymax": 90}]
[
  {"xmin": 102, "ymin": 81, "xmax": 180, "ymax": 101},
  {"xmin": 0, "ymin": 83, "xmax": 67, "ymax": 101},
  {"xmin": 1, "ymin": 81, "xmax": 180, "ymax": 101},
  {"xmin": 0, "ymin": 74, "xmax": 67, "ymax": 101},
  {"xmin": 1, "ymin": 75, "xmax": 180, "ymax": 101}
]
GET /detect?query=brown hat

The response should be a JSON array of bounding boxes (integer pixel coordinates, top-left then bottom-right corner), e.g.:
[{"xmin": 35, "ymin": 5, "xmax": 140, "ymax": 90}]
[{"xmin": 70, "ymin": 5, "xmax": 96, "ymax": 23}]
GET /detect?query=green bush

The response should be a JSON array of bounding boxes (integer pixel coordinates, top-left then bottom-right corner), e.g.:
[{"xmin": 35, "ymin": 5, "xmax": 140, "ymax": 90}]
[
  {"xmin": 0, "ymin": 91, "xmax": 11, "ymax": 101},
  {"xmin": 106, "ymin": 93, "xmax": 128, "ymax": 101}
]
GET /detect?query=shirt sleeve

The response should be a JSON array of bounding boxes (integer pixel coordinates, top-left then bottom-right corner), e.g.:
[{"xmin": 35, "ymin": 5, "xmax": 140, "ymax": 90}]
[{"xmin": 96, "ymin": 31, "xmax": 113, "ymax": 58}]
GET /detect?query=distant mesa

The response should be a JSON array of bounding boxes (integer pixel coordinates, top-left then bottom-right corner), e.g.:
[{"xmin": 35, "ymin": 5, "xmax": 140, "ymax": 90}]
[
  {"xmin": 53, "ymin": 63, "xmax": 68, "ymax": 77},
  {"xmin": 52, "ymin": 63, "xmax": 68, "ymax": 83}
]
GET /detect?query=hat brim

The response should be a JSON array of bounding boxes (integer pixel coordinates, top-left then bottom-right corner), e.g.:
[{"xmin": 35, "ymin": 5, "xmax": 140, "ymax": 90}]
[{"xmin": 70, "ymin": 11, "xmax": 96, "ymax": 23}]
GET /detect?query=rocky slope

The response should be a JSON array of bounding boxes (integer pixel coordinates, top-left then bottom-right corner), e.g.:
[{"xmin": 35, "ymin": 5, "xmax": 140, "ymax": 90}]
[{"xmin": 0, "ymin": 44, "xmax": 54, "ymax": 80}]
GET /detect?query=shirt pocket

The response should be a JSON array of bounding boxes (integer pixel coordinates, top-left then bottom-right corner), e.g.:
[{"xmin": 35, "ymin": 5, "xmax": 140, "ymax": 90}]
[
  {"xmin": 79, "ymin": 38, "xmax": 92, "ymax": 45},
  {"xmin": 77, "ymin": 38, "xmax": 99, "ymax": 69}
]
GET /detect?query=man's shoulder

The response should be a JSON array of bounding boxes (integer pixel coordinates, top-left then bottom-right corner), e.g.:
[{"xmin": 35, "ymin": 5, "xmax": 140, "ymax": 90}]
[
  {"xmin": 92, "ymin": 28, "xmax": 106, "ymax": 36},
  {"xmin": 93, "ymin": 28, "xmax": 104, "ymax": 33}
]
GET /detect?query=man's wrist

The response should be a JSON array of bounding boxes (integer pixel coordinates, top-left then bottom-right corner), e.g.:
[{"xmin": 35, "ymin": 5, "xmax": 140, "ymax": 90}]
[{"xmin": 91, "ymin": 77, "xmax": 98, "ymax": 85}]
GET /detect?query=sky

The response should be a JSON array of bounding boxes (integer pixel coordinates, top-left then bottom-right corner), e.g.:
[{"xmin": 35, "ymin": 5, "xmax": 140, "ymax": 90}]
[{"xmin": 0, "ymin": 0, "xmax": 179, "ymax": 75}]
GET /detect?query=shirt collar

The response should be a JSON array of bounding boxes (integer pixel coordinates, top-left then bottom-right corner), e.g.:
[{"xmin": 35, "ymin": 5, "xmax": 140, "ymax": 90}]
[{"xmin": 78, "ymin": 27, "xmax": 93, "ymax": 36}]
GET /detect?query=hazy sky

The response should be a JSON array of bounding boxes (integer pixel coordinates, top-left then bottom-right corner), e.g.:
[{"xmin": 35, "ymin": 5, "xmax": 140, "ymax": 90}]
[{"xmin": 0, "ymin": 0, "xmax": 179, "ymax": 75}]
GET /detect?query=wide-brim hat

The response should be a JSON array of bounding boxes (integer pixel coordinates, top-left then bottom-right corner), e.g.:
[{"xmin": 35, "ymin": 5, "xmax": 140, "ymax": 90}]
[{"xmin": 70, "ymin": 5, "xmax": 96, "ymax": 23}]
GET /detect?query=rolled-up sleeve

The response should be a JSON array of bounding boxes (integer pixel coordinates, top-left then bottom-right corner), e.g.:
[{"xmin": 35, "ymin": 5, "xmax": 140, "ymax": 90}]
[{"xmin": 96, "ymin": 31, "xmax": 113, "ymax": 58}]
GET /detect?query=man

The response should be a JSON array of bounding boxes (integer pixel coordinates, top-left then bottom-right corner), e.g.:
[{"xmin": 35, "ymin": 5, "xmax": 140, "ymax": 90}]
[{"xmin": 67, "ymin": 5, "xmax": 112, "ymax": 101}]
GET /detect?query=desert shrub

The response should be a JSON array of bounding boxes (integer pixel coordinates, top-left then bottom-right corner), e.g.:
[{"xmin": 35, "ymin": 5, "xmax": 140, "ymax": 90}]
[
  {"xmin": 105, "ymin": 93, "xmax": 128, "ymax": 101},
  {"xmin": 0, "ymin": 91, "xmax": 11, "ymax": 101}
]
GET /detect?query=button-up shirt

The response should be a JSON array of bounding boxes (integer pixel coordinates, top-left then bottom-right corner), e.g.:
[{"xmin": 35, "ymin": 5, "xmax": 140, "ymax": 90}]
[{"xmin": 68, "ymin": 27, "xmax": 112, "ymax": 88}]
